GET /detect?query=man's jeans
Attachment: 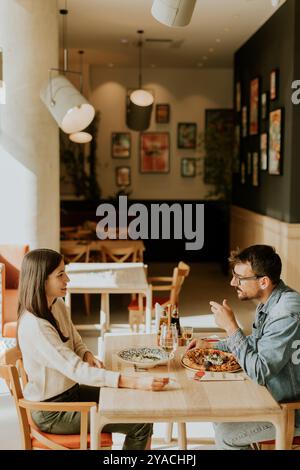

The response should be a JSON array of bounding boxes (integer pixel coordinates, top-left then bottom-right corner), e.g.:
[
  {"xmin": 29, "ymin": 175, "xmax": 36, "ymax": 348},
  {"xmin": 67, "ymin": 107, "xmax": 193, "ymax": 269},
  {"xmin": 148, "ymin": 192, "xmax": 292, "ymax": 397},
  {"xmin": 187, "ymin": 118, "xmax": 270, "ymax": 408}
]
[
  {"xmin": 214, "ymin": 422, "xmax": 300, "ymax": 450},
  {"xmin": 31, "ymin": 383, "xmax": 152, "ymax": 450}
]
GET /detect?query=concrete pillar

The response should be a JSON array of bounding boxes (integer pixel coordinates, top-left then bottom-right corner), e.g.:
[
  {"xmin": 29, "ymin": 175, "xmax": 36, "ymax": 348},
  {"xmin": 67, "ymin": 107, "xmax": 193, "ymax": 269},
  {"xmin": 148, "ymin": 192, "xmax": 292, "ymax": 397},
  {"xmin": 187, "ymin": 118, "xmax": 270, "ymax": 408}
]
[{"xmin": 0, "ymin": 0, "xmax": 60, "ymax": 250}]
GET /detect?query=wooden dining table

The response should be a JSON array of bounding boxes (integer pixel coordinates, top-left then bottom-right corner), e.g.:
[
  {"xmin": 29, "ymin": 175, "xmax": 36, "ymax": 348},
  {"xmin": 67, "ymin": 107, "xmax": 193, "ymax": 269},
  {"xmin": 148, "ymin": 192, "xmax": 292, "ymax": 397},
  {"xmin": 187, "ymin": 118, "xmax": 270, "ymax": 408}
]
[
  {"xmin": 65, "ymin": 263, "xmax": 152, "ymax": 337},
  {"xmin": 90, "ymin": 333, "xmax": 287, "ymax": 450}
]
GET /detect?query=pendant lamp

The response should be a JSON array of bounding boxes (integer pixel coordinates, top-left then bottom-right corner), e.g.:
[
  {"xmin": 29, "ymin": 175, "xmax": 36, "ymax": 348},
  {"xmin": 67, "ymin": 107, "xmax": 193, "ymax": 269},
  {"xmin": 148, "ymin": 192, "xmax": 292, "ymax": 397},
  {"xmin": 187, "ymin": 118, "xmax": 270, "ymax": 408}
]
[
  {"xmin": 68, "ymin": 51, "xmax": 93, "ymax": 143},
  {"xmin": 127, "ymin": 30, "xmax": 153, "ymax": 132},
  {"xmin": 40, "ymin": 5, "xmax": 95, "ymax": 134},
  {"xmin": 151, "ymin": 0, "xmax": 197, "ymax": 27}
]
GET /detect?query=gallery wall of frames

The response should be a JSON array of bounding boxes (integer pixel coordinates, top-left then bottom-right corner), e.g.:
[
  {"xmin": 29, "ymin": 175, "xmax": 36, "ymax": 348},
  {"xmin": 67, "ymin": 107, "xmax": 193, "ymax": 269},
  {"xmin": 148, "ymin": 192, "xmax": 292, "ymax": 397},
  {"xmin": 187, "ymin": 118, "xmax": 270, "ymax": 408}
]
[
  {"xmin": 88, "ymin": 67, "xmax": 232, "ymax": 201},
  {"xmin": 232, "ymin": 0, "xmax": 300, "ymax": 223}
]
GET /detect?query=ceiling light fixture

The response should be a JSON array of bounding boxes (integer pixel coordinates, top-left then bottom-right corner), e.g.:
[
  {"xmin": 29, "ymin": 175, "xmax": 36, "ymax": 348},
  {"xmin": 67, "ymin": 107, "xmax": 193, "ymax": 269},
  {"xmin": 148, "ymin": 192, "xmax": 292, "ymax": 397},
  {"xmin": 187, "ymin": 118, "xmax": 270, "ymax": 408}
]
[
  {"xmin": 40, "ymin": 3, "xmax": 95, "ymax": 134},
  {"xmin": 69, "ymin": 50, "xmax": 93, "ymax": 144},
  {"xmin": 127, "ymin": 30, "xmax": 153, "ymax": 132},
  {"xmin": 151, "ymin": 0, "xmax": 197, "ymax": 27},
  {"xmin": 271, "ymin": 0, "xmax": 280, "ymax": 7}
]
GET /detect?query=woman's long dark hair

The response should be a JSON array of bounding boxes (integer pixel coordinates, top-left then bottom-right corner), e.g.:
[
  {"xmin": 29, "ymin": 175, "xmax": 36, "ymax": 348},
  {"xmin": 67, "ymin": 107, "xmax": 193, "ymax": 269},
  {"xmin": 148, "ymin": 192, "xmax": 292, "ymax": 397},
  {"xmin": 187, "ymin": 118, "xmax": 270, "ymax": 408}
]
[{"xmin": 17, "ymin": 249, "xmax": 68, "ymax": 342}]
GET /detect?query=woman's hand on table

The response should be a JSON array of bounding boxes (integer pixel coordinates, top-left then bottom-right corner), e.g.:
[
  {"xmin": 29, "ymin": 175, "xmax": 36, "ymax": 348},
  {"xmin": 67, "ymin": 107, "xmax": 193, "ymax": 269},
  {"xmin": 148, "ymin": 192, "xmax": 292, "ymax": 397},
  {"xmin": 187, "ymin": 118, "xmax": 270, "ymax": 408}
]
[
  {"xmin": 83, "ymin": 351, "xmax": 104, "ymax": 369},
  {"xmin": 119, "ymin": 375, "xmax": 169, "ymax": 391}
]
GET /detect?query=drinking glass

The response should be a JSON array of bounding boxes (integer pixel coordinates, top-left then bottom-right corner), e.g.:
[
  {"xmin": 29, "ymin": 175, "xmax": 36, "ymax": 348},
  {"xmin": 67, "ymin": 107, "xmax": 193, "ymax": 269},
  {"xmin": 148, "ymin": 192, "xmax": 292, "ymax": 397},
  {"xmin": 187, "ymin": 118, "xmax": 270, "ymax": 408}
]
[
  {"xmin": 159, "ymin": 324, "xmax": 179, "ymax": 374},
  {"xmin": 182, "ymin": 326, "xmax": 194, "ymax": 346}
]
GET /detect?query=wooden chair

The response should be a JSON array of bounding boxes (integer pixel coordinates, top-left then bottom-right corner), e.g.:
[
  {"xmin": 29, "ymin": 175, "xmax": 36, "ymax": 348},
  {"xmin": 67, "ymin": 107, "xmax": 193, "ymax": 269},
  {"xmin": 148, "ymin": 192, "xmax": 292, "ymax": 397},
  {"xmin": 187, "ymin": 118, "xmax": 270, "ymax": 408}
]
[
  {"xmin": 100, "ymin": 245, "xmax": 138, "ymax": 263},
  {"xmin": 61, "ymin": 242, "xmax": 91, "ymax": 315},
  {"xmin": 0, "ymin": 347, "xmax": 112, "ymax": 450},
  {"xmin": 259, "ymin": 402, "xmax": 300, "ymax": 450},
  {"xmin": 0, "ymin": 244, "xmax": 29, "ymax": 338},
  {"xmin": 127, "ymin": 261, "xmax": 190, "ymax": 332}
]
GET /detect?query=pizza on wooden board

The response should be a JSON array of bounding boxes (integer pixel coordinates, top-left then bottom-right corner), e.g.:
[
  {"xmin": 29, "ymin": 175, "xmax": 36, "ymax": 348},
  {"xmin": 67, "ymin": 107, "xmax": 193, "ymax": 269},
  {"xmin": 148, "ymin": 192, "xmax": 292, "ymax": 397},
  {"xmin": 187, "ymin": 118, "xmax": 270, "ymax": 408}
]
[{"xmin": 182, "ymin": 348, "xmax": 241, "ymax": 372}]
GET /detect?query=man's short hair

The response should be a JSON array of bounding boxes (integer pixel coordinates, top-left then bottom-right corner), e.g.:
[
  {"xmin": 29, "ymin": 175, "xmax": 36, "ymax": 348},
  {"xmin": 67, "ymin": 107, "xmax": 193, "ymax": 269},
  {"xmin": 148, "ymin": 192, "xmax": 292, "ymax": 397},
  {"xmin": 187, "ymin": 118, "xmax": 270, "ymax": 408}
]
[{"xmin": 229, "ymin": 245, "xmax": 282, "ymax": 285}]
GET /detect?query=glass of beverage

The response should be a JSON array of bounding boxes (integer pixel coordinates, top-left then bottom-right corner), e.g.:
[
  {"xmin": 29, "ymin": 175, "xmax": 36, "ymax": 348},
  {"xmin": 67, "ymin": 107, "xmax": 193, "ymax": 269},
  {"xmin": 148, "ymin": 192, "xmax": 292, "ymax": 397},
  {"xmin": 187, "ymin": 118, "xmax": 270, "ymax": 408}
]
[
  {"xmin": 159, "ymin": 324, "xmax": 178, "ymax": 374},
  {"xmin": 182, "ymin": 326, "xmax": 194, "ymax": 346}
]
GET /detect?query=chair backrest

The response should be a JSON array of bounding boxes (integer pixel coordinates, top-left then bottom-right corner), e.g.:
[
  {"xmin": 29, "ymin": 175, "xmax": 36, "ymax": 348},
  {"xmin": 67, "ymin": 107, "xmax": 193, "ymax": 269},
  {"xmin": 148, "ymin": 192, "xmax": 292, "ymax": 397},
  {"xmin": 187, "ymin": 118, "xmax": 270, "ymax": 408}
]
[
  {"xmin": 101, "ymin": 245, "xmax": 138, "ymax": 263},
  {"xmin": 0, "ymin": 245, "xmax": 29, "ymax": 337},
  {"xmin": 169, "ymin": 261, "xmax": 190, "ymax": 305},
  {"xmin": 0, "ymin": 347, "xmax": 32, "ymax": 449},
  {"xmin": 0, "ymin": 245, "xmax": 29, "ymax": 289},
  {"xmin": 61, "ymin": 242, "xmax": 90, "ymax": 264}
]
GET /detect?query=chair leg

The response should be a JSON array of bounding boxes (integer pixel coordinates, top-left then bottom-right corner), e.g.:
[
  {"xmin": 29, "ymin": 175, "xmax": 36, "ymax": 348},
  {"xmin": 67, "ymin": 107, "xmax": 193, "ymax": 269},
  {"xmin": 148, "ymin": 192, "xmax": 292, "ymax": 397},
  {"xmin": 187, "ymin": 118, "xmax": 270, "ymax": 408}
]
[
  {"xmin": 84, "ymin": 294, "xmax": 91, "ymax": 316},
  {"xmin": 164, "ymin": 422, "xmax": 173, "ymax": 443}
]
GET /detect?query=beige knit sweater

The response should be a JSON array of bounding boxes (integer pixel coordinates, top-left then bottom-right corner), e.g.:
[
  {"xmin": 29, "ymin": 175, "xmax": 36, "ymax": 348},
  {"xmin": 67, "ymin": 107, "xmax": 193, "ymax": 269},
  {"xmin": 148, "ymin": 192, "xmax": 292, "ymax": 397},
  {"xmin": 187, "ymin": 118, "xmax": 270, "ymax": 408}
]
[{"xmin": 18, "ymin": 298, "xmax": 120, "ymax": 401}]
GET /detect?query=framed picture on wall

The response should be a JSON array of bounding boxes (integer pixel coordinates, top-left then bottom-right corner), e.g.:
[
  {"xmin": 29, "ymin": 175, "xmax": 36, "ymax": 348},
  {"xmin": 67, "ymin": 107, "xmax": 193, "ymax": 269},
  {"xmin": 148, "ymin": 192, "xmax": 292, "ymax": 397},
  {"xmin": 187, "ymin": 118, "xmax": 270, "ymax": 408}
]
[
  {"xmin": 241, "ymin": 161, "xmax": 246, "ymax": 185},
  {"xmin": 260, "ymin": 133, "xmax": 268, "ymax": 171},
  {"xmin": 177, "ymin": 123, "xmax": 197, "ymax": 149},
  {"xmin": 250, "ymin": 77, "xmax": 260, "ymax": 135},
  {"xmin": 242, "ymin": 106, "xmax": 248, "ymax": 137},
  {"xmin": 270, "ymin": 69, "xmax": 279, "ymax": 101},
  {"xmin": 140, "ymin": 132, "xmax": 170, "ymax": 173},
  {"xmin": 233, "ymin": 125, "xmax": 241, "ymax": 173},
  {"xmin": 116, "ymin": 166, "xmax": 131, "ymax": 186},
  {"xmin": 155, "ymin": 104, "xmax": 170, "ymax": 124},
  {"xmin": 111, "ymin": 132, "xmax": 131, "ymax": 158},
  {"xmin": 181, "ymin": 158, "xmax": 196, "ymax": 177},
  {"xmin": 261, "ymin": 92, "xmax": 269, "ymax": 121},
  {"xmin": 235, "ymin": 82, "xmax": 241, "ymax": 112},
  {"xmin": 252, "ymin": 152, "xmax": 259, "ymax": 187},
  {"xmin": 268, "ymin": 108, "xmax": 283, "ymax": 175}
]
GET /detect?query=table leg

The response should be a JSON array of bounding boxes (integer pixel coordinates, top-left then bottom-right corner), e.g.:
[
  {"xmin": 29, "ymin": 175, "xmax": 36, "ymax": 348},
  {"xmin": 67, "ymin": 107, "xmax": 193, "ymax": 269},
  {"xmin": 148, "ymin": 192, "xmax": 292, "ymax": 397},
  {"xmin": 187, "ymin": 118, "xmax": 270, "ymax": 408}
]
[
  {"xmin": 100, "ymin": 293, "xmax": 110, "ymax": 333},
  {"xmin": 178, "ymin": 422, "xmax": 187, "ymax": 449},
  {"xmin": 274, "ymin": 414, "xmax": 287, "ymax": 450},
  {"xmin": 65, "ymin": 292, "xmax": 71, "ymax": 314},
  {"xmin": 145, "ymin": 288, "xmax": 152, "ymax": 333}
]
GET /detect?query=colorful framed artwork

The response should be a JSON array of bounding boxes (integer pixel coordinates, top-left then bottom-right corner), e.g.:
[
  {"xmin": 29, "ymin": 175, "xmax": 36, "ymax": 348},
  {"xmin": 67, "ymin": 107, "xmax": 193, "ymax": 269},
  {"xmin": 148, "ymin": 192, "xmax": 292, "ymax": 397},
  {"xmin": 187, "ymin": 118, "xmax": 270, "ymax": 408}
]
[
  {"xmin": 247, "ymin": 152, "xmax": 252, "ymax": 175},
  {"xmin": 241, "ymin": 162, "xmax": 246, "ymax": 185},
  {"xmin": 155, "ymin": 104, "xmax": 170, "ymax": 124},
  {"xmin": 177, "ymin": 123, "xmax": 197, "ymax": 149},
  {"xmin": 140, "ymin": 132, "xmax": 170, "ymax": 173},
  {"xmin": 116, "ymin": 166, "xmax": 131, "ymax": 186},
  {"xmin": 270, "ymin": 69, "xmax": 279, "ymax": 101},
  {"xmin": 242, "ymin": 106, "xmax": 248, "ymax": 137},
  {"xmin": 250, "ymin": 77, "xmax": 260, "ymax": 135},
  {"xmin": 260, "ymin": 133, "xmax": 268, "ymax": 171},
  {"xmin": 252, "ymin": 152, "xmax": 259, "ymax": 187},
  {"xmin": 261, "ymin": 92, "xmax": 269, "ymax": 121},
  {"xmin": 236, "ymin": 82, "xmax": 241, "ymax": 112},
  {"xmin": 111, "ymin": 132, "xmax": 131, "ymax": 158},
  {"xmin": 181, "ymin": 158, "xmax": 196, "ymax": 177},
  {"xmin": 268, "ymin": 108, "xmax": 283, "ymax": 175}
]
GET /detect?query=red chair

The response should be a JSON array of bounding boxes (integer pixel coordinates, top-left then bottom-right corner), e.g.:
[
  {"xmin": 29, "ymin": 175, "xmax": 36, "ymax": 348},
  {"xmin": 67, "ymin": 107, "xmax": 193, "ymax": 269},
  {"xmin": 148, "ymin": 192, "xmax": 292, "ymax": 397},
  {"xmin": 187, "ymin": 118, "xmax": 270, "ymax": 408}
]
[{"xmin": 0, "ymin": 245, "xmax": 29, "ymax": 338}]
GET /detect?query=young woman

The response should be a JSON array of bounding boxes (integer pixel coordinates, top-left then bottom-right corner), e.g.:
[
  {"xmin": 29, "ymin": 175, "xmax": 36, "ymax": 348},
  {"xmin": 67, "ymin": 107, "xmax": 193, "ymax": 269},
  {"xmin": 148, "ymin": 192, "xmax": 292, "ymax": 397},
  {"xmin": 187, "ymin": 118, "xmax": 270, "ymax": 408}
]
[{"xmin": 17, "ymin": 249, "xmax": 168, "ymax": 450}]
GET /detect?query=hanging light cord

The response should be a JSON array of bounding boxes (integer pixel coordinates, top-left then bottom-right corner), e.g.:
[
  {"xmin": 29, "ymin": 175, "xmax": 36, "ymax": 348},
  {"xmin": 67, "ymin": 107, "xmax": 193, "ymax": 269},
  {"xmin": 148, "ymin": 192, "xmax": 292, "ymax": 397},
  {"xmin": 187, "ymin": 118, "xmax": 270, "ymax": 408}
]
[{"xmin": 137, "ymin": 30, "xmax": 144, "ymax": 90}]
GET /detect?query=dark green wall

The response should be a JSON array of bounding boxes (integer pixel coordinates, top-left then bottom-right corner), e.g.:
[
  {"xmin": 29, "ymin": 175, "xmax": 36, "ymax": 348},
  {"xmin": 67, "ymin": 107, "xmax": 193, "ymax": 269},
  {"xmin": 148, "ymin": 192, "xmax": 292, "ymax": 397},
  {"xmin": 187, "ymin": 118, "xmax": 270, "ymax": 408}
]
[{"xmin": 232, "ymin": 0, "xmax": 300, "ymax": 222}]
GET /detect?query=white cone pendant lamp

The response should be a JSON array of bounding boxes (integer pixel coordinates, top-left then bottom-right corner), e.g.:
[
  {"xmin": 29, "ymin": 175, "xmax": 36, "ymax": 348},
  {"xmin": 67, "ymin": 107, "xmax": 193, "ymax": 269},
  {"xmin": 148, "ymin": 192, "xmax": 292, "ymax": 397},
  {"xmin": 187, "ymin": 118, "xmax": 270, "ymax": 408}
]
[
  {"xmin": 151, "ymin": 0, "xmax": 197, "ymax": 27},
  {"xmin": 40, "ymin": 6, "xmax": 95, "ymax": 134},
  {"xmin": 127, "ymin": 30, "xmax": 153, "ymax": 132},
  {"xmin": 40, "ymin": 75, "xmax": 95, "ymax": 134}
]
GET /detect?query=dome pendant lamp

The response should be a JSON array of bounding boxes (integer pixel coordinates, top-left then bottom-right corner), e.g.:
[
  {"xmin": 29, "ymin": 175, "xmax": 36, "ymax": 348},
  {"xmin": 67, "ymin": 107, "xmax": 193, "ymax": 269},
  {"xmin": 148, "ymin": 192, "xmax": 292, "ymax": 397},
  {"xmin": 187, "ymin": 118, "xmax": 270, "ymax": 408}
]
[
  {"xmin": 151, "ymin": 0, "xmax": 197, "ymax": 27},
  {"xmin": 40, "ymin": 4, "xmax": 95, "ymax": 134}
]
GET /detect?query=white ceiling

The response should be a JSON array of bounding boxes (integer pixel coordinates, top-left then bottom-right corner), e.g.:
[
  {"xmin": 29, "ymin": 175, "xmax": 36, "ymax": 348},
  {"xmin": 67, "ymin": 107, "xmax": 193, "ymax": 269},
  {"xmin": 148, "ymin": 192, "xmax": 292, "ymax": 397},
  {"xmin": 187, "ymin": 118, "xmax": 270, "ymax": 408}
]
[{"xmin": 59, "ymin": 0, "xmax": 286, "ymax": 69}]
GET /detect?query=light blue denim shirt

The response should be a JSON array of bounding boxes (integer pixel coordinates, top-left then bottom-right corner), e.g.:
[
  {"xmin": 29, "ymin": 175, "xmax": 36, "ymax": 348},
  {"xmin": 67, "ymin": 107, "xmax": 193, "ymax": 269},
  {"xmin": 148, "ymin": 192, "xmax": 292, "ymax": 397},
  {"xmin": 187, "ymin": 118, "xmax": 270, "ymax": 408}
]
[{"xmin": 215, "ymin": 280, "xmax": 300, "ymax": 427}]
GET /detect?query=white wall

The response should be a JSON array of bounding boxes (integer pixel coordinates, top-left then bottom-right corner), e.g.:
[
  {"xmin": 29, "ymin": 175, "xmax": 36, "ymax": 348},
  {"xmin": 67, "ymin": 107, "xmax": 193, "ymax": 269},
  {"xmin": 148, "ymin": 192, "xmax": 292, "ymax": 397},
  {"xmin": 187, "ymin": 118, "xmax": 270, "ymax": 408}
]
[{"xmin": 89, "ymin": 67, "xmax": 233, "ymax": 200}]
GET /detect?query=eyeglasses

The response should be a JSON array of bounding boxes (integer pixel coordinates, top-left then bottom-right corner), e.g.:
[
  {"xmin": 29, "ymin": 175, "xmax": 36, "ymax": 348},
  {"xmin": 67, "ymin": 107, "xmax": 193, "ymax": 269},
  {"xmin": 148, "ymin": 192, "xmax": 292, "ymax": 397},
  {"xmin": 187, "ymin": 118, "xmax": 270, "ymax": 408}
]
[{"xmin": 231, "ymin": 269, "xmax": 264, "ymax": 286}]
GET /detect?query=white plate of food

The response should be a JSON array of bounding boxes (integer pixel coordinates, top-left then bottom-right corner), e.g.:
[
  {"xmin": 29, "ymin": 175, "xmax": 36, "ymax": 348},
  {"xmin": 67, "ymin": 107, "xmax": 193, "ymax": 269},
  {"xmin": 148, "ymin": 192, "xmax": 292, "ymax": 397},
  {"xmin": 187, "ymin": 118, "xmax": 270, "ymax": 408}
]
[
  {"xmin": 117, "ymin": 347, "xmax": 169, "ymax": 369},
  {"xmin": 181, "ymin": 348, "xmax": 242, "ymax": 373}
]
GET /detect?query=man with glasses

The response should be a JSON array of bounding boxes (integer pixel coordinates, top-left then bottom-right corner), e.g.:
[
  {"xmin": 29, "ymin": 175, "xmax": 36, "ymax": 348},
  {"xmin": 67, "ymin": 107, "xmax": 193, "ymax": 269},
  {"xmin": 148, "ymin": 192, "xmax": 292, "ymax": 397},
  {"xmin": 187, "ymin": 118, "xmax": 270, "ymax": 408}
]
[{"xmin": 188, "ymin": 244, "xmax": 300, "ymax": 449}]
